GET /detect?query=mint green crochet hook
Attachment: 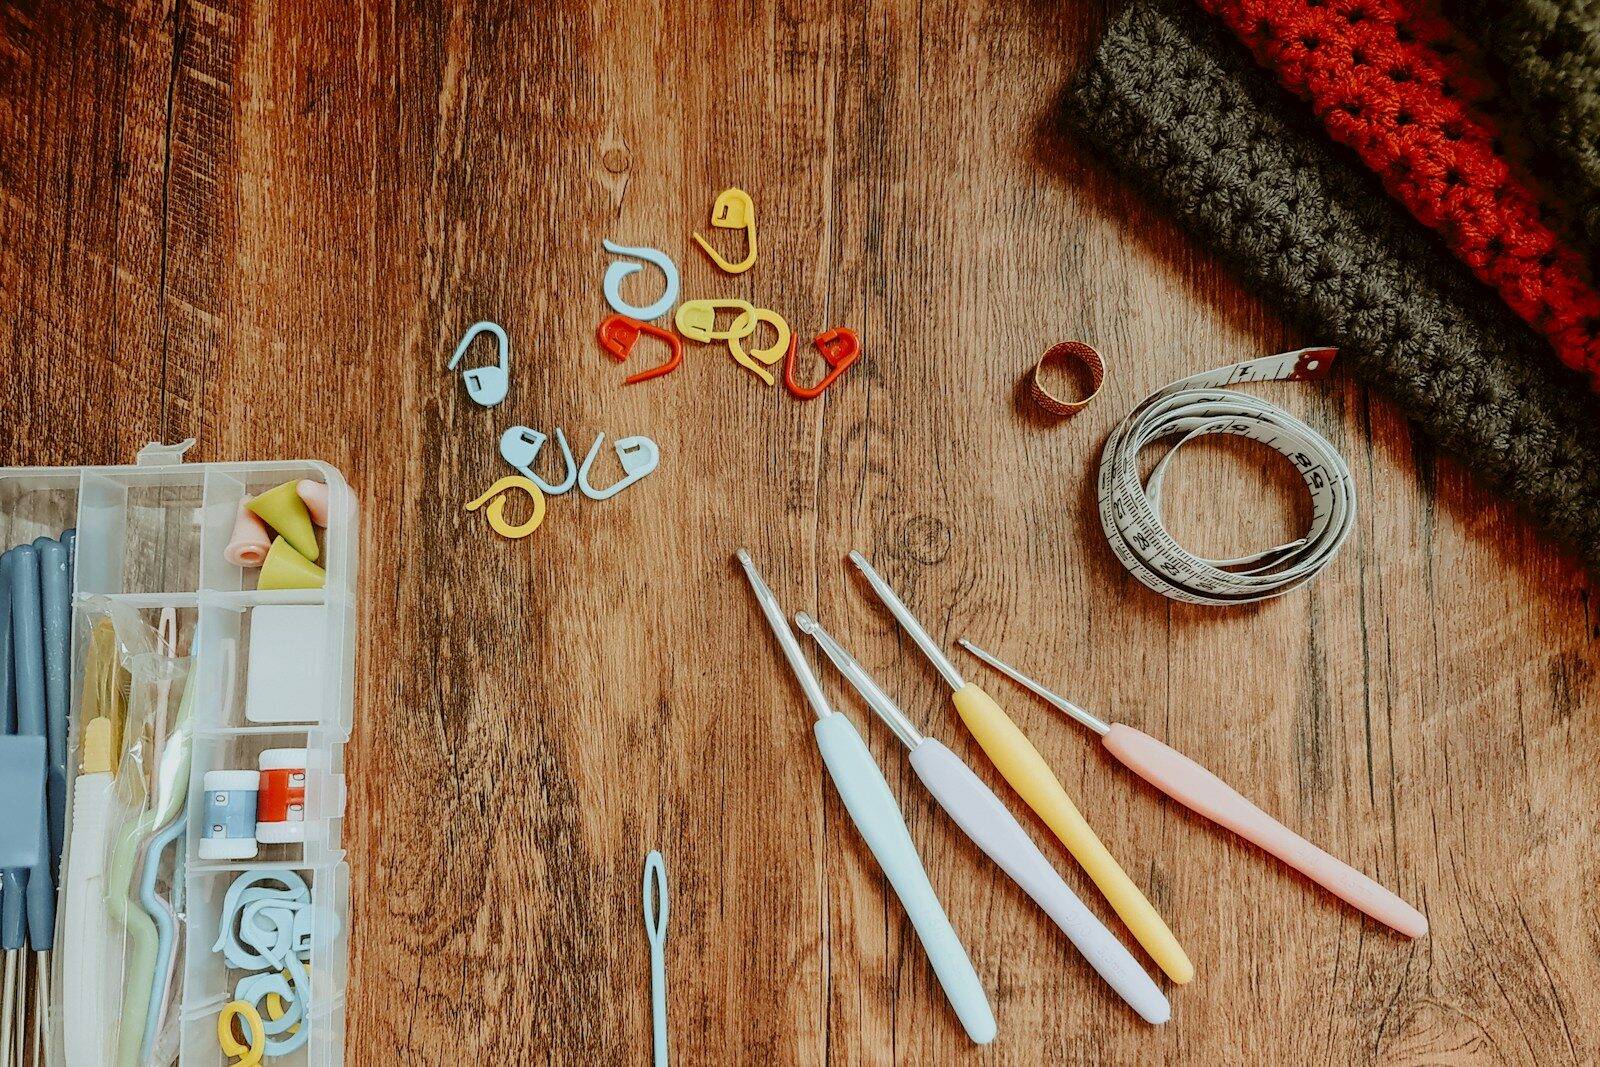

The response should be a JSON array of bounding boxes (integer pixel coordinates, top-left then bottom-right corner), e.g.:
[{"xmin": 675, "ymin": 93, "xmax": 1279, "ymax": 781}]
[
  {"xmin": 736, "ymin": 550, "xmax": 996, "ymax": 1045},
  {"xmin": 108, "ymin": 650, "xmax": 194, "ymax": 1067}
]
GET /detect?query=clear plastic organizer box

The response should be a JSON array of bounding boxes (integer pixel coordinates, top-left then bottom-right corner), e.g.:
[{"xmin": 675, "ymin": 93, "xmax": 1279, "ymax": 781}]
[{"xmin": 1, "ymin": 440, "xmax": 356, "ymax": 1067}]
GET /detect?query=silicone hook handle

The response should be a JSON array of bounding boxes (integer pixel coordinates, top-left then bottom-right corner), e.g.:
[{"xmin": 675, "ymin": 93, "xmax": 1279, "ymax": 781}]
[
  {"xmin": 1102, "ymin": 724, "xmax": 1427, "ymax": 937},
  {"xmin": 812, "ymin": 714, "xmax": 996, "ymax": 1044},
  {"xmin": 951, "ymin": 683, "xmax": 1194, "ymax": 984},
  {"xmin": 907, "ymin": 739, "xmax": 1170, "ymax": 1023}
]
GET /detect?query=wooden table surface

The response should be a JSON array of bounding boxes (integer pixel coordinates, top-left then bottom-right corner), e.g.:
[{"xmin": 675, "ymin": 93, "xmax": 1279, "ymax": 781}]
[{"xmin": 5, "ymin": 1, "xmax": 1598, "ymax": 1063}]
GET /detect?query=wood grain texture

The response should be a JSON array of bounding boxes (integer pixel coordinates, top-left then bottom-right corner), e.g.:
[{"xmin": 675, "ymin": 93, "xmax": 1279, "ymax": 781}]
[{"xmin": 3, "ymin": 0, "xmax": 1597, "ymax": 1063}]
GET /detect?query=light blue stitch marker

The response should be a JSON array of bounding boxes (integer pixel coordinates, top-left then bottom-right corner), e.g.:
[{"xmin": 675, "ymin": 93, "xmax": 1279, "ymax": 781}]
[
  {"xmin": 499, "ymin": 426, "xmax": 579, "ymax": 495},
  {"xmin": 603, "ymin": 241, "xmax": 679, "ymax": 322},
  {"xmin": 447, "ymin": 321, "xmax": 511, "ymax": 407},
  {"xmin": 577, "ymin": 434, "xmax": 660, "ymax": 501},
  {"xmin": 643, "ymin": 851, "xmax": 669, "ymax": 1067}
]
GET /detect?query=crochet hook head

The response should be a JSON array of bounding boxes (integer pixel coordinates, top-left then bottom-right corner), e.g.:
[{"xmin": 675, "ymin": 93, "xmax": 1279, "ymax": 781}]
[
  {"xmin": 736, "ymin": 550, "xmax": 834, "ymax": 721},
  {"xmin": 957, "ymin": 640, "xmax": 1110, "ymax": 736},
  {"xmin": 846, "ymin": 551, "xmax": 965, "ymax": 692},
  {"xmin": 793, "ymin": 613, "xmax": 924, "ymax": 751}
]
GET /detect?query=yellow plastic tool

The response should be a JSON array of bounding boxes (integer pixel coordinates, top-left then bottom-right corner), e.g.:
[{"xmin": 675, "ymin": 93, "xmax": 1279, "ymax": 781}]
[
  {"xmin": 691, "ymin": 187, "xmax": 757, "ymax": 273},
  {"xmin": 247, "ymin": 480, "xmax": 320, "ymax": 562},
  {"xmin": 848, "ymin": 551, "xmax": 1195, "ymax": 985},
  {"xmin": 727, "ymin": 308, "xmax": 791, "ymax": 385},
  {"xmin": 674, "ymin": 299, "xmax": 757, "ymax": 343},
  {"xmin": 258, "ymin": 537, "xmax": 327, "ymax": 590},
  {"xmin": 218, "ymin": 1001, "xmax": 266, "ymax": 1067},
  {"xmin": 465, "ymin": 476, "xmax": 546, "ymax": 539}
]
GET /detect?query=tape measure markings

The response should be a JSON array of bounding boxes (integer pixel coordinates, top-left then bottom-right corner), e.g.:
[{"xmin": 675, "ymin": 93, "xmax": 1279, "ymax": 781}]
[{"xmin": 1096, "ymin": 347, "xmax": 1354, "ymax": 604}]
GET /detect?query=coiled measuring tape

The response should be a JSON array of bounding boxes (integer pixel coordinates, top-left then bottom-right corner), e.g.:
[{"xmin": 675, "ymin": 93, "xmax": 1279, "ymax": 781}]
[{"xmin": 1097, "ymin": 347, "xmax": 1354, "ymax": 604}]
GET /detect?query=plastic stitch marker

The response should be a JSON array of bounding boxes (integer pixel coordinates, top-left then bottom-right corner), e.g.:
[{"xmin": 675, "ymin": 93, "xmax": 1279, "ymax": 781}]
[
  {"xmin": 785, "ymin": 327, "xmax": 861, "ymax": 399},
  {"xmin": 577, "ymin": 434, "xmax": 660, "ymax": 501},
  {"xmin": 447, "ymin": 321, "xmax": 511, "ymax": 407},
  {"xmin": 691, "ymin": 188, "xmax": 758, "ymax": 273},
  {"xmin": 603, "ymin": 241, "xmax": 680, "ymax": 322},
  {"xmin": 674, "ymin": 299, "xmax": 757, "ymax": 343},
  {"xmin": 218, "ymin": 1001, "xmax": 265, "ymax": 1067},
  {"xmin": 725, "ymin": 308, "xmax": 791, "ymax": 385},
  {"xmin": 225, "ymin": 497, "xmax": 273, "ymax": 567},
  {"xmin": 643, "ymin": 851, "xmax": 669, "ymax": 1067},
  {"xmin": 598, "ymin": 314, "xmax": 684, "ymax": 385},
  {"xmin": 464, "ymin": 476, "xmax": 546, "ymax": 539},
  {"xmin": 499, "ymin": 426, "xmax": 579, "ymax": 495},
  {"xmin": 258, "ymin": 538, "xmax": 326, "ymax": 591}
]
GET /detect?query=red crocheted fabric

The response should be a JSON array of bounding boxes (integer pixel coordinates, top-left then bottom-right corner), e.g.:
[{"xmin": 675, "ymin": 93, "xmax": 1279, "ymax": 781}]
[{"xmin": 1194, "ymin": 0, "xmax": 1600, "ymax": 391}]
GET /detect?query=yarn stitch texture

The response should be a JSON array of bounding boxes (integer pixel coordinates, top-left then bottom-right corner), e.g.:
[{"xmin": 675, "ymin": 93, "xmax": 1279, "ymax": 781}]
[
  {"xmin": 1444, "ymin": 0, "xmax": 1600, "ymax": 250},
  {"xmin": 1194, "ymin": 0, "xmax": 1600, "ymax": 391},
  {"xmin": 1065, "ymin": 0, "xmax": 1600, "ymax": 569}
]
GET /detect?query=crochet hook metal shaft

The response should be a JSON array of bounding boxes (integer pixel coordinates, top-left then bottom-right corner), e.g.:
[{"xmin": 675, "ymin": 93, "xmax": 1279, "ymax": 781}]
[
  {"xmin": 737, "ymin": 551, "xmax": 996, "ymax": 1045},
  {"xmin": 959, "ymin": 641, "xmax": 1429, "ymax": 938},
  {"xmin": 848, "ymin": 551, "xmax": 1194, "ymax": 984},
  {"xmin": 796, "ymin": 613, "xmax": 1170, "ymax": 1024}
]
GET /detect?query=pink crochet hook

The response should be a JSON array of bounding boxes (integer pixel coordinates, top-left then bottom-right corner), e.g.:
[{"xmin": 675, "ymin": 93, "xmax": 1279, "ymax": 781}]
[{"xmin": 958, "ymin": 640, "xmax": 1428, "ymax": 939}]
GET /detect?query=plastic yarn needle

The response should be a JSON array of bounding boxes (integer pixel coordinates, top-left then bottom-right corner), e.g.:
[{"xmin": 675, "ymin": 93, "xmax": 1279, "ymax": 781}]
[
  {"xmin": 111, "ymin": 650, "xmax": 197, "ymax": 1067},
  {"xmin": 958, "ymin": 641, "xmax": 1428, "ymax": 938},
  {"xmin": 643, "ymin": 851, "xmax": 668, "ymax": 1067}
]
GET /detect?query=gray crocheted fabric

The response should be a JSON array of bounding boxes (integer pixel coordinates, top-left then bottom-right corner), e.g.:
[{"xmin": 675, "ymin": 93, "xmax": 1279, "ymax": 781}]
[
  {"xmin": 1064, "ymin": 1, "xmax": 1600, "ymax": 570},
  {"xmin": 1446, "ymin": 0, "xmax": 1600, "ymax": 250}
]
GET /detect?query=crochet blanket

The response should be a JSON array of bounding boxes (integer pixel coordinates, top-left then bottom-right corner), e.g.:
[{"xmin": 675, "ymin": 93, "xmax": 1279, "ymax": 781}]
[
  {"xmin": 1445, "ymin": 0, "xmax": 1600, "ymax": 252},
  {"xmin": 1193, "ymin": 0, "xmax": 1600, "ymax": 392},
  {"xmin": 1065, "ymin": 0, "xmax": 1600, "ymax": 570}
]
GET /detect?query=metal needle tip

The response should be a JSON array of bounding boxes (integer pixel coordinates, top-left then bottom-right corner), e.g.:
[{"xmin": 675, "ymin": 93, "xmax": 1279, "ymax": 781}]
[
  {"xmin": 796, "ymin": 613, "xmax": 924, "ymax": 751},
  {"xmin": 846, "ymin": 551, "xmax": 966, "ymax": 691},
  {"xmin": 736, "ymin": 550, "xmax": 834, "ymax": 722},
  {"xmin": 956, "ymin": 639, "xmax": 1110, "ymax": 735}
]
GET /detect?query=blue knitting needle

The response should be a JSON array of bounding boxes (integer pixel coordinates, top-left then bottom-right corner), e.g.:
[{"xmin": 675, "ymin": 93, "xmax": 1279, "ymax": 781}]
[
  {"xmin": 0, "ymin": 549, "xmax": 22, "ymax": 1067},
  {"xmin": 10, "ymin": 547, "xmax": 54, "ymax": 1067},
  {"xmin": 34, "ymin": 537, "xmax": 71, "ymax": 884}
]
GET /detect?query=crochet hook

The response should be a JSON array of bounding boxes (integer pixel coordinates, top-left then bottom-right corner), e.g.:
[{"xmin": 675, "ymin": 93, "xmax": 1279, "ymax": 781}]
[
  {"xmin": 737, "ymin": 550, "xmax": 996, "ymax": 1045},
  {"xmin": 959, "ymin": 641, "xmax": 1429, "ymax": 938},
  {"xmin": 847, "ymin": 551, "xmax": 1194, "ymax": 985},
  {"xmin": 795, "ymin": 613, "xmax": 1171, "ymax": 1024}
]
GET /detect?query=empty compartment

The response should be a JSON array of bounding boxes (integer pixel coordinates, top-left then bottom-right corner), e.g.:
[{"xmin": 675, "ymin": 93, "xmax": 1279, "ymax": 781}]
[
  {"xmin": 76, "ymin": 469, "xmax": 207, "ymax": 594},
  {"xmin": 0, "ymin": 471, "xmax": 79, "ymax": 550},
  {"xmin": 180, "ymin": 864, "xmax": 342, "ymax": 1067},
  {"xmin": 200, "ymin": 465, "xmax": 353, "ymax": 595}
]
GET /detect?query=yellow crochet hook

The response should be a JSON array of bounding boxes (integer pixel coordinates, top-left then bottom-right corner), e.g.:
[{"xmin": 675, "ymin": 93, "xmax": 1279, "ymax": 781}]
[{"xmin": 848, "ymin": 552, "xmax": 1195, "ymax": 985}]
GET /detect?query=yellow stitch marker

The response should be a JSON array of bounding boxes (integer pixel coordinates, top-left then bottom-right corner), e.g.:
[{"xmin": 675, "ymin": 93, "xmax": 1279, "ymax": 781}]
[
  {"xmin": 465, "ymin": 476, "xmax": 546, "ymax": 539},
  {"xmin": 218, "ymin": 1001, "xmax": 266, "ymax": 1067},
  {"xmin": 691, "ymin": 187, "xmax": 758, "ymax": 273},
  {"xmin": 727, "ymin": 308, "xmax": 791, "ymax": 385},
  {"xmin": 674, "ymin": 298, "xmax": 757, "ymax": 343}
]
